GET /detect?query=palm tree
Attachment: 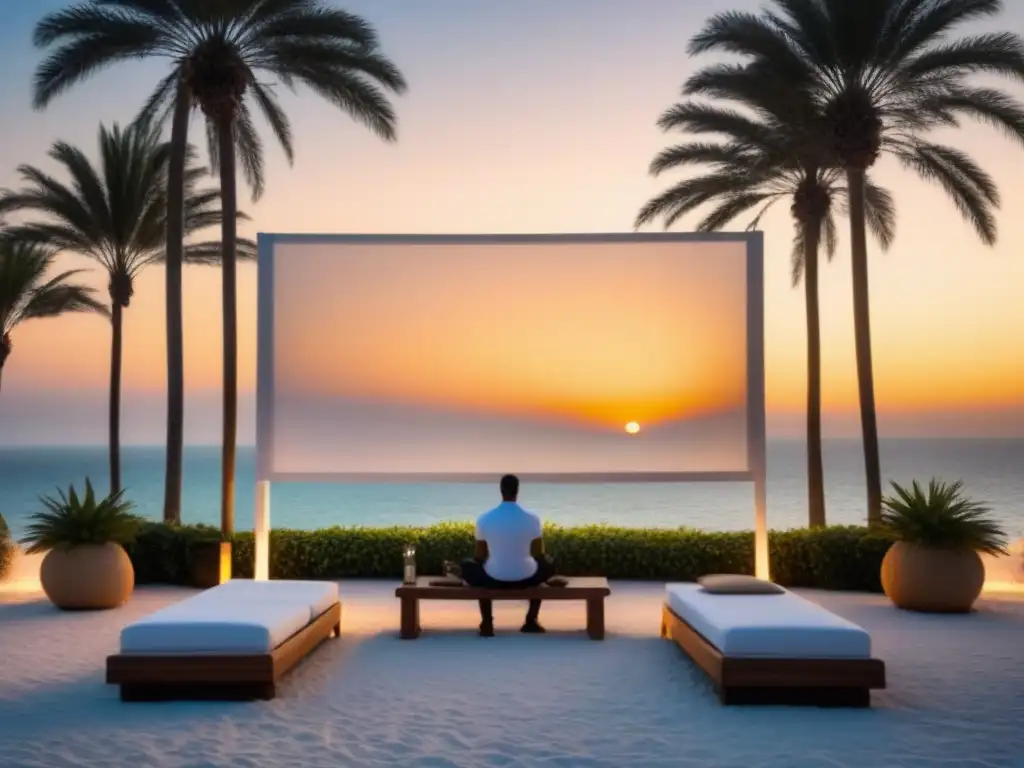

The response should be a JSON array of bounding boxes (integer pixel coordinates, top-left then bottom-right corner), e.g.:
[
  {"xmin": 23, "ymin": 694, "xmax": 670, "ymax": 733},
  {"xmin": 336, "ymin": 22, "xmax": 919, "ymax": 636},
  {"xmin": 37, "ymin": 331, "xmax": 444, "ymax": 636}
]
[
  {"xmin": 685, "ymin": 0, "xmax": 1024, "ymax": 524},
  {"xmin": 0, "ymin": 236, "xmax": 106, "ymax": 394},
  {"xmin": 635, "ymin": 74, "xmax": 896, "ymax": 527},
  {"xmin": 0, "ymin": 120, "xmax": 253, "ymax": 495},
  {"xmin": 32, "ymin": 0, "xmax": 408, "ymax": 536}
]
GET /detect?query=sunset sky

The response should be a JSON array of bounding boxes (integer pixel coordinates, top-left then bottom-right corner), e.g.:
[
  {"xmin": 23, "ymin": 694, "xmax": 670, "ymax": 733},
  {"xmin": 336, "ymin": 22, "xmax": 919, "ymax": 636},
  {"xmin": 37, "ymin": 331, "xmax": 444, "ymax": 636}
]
[
  {"xmin": 0, "ymin": 0, "xmax": 1022, "ymax": 446},
  {"xmin": 267, "ymin": 237, "xmax": 752, "ymax": 475},
  {"xmin": 272, "ymin": 239, "xmax": 748, "ymax": 427}
]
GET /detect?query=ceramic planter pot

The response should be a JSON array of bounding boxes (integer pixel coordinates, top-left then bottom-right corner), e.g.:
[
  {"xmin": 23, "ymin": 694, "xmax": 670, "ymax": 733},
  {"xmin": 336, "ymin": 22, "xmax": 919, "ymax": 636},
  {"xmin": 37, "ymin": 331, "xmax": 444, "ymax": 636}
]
[
  {"xmin": 881, "ymin": 541, "xmax": 985, "ymax": 613},
  {"xmin": 40, "ymin": 542, "xmax": 134, "ymax": 610}
]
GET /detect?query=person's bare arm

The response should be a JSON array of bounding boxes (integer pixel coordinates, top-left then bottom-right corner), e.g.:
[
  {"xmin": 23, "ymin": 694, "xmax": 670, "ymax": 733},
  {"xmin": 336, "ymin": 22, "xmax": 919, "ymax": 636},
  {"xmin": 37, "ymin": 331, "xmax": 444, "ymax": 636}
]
[{"xmin": 474, "ymin": 539, "xmax": 489, "ymax": 562}]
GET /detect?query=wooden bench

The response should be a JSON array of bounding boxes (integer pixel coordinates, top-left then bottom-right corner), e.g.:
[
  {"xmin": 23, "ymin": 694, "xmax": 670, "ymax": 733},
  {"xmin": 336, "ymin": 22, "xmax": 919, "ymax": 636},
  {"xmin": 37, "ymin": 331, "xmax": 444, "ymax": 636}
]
[{"xmin": 395, "ymin": 576, "xmax": 611, "ymax": 640}]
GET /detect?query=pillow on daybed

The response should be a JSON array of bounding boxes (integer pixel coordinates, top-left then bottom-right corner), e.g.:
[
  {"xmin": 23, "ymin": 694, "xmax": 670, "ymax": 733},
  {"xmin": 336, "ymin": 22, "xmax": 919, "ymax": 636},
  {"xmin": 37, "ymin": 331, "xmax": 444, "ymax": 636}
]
[{"xmin": 697, "ymin": 574, "xmax": 784, "ymax": 594}]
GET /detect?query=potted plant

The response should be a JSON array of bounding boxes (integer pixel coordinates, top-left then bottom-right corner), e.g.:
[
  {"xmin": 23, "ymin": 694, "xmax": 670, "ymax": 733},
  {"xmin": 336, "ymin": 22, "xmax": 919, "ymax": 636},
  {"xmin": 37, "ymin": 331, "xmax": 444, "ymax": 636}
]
[
  {"xmin": 880, "ymin": 478, "xmax": 1008, "ymax": 613},
  {"xmin": 21, "ymin": 479, "xmax": 141, "ymax": 610},
  {"xmin": 0, "ymin": 511, "xmax": 15, "ymax": 582}
]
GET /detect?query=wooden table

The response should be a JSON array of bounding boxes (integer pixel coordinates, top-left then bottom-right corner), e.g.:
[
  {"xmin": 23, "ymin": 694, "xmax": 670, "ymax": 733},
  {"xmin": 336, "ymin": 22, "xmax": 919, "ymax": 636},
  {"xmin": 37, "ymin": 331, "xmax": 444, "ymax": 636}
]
[{"xmin": 394, "ymin": 576, "xmax": 611, "ymax": 640}]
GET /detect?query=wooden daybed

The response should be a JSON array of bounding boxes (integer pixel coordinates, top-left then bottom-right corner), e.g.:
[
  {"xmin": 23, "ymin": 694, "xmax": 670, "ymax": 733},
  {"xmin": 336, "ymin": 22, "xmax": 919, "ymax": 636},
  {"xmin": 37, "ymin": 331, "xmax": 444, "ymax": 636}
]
[
  {"xmin": 661, "ymin": 583, "xmax": 886, "ymax": 707},
  {"xmin": 395, "ymin": 576, "xmax": 611, "ymax": 639},
  {"xmin": 106, "ymin": 579, "xmax": 342, "ymax": 701}
]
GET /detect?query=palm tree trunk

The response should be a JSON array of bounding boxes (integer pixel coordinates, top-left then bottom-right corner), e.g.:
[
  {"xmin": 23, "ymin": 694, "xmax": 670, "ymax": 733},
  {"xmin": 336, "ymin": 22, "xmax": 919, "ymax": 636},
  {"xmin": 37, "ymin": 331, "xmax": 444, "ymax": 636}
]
[
  {"xmin": 0, "ymin": 335, "xmax": 8, "ymax": 394},
  {"xmin": 803, "ymin": 223, "xmax": 826, "ymax": 528},
  {"xmin": 845, "ymin": 169, "xmax": 883, "ymax": 526},
  {"xmin": 109, "ymin": 301, "xmax": 123, "ymax": 494},
  {"xmin": 162, "ymin": 82, "xmax": 190, "ymax": 525},
  {"xmin": 217, "ymin": 115, "xmax": 238, "ymax": 538}
]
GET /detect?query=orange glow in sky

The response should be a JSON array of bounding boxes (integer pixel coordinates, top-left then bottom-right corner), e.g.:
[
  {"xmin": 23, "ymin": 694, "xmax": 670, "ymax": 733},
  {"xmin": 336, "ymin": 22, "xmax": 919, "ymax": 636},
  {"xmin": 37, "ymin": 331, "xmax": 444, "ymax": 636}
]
[
  {"xmin": 271, "ymin": 240, "xmax": 748, "ymax": 430},
  {"xmin": 0, "ymin": 0, "xmax": 1021, "ymax": 444}
]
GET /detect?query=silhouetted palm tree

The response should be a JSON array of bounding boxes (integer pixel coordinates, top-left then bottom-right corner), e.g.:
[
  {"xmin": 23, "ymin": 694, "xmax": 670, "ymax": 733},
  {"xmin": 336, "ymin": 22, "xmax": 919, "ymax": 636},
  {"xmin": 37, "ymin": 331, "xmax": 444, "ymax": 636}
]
[
  {"xmin": 636, "ymin": 75, "xmax": 895, "ymax": 527},
  {"xmin": 32, "ymin": 0, "xmax": 408, "ymax": 535},
  {"xmin": 0, "ymin": 120, "xmax": 253, "ymax": 495},
  {"xmin": 686, "ymin": 0, "xmax": 1024, "ymax": 524},
  {"xmin": 0, "ymin": 235, "xmax": 106, "ymax": 395}
]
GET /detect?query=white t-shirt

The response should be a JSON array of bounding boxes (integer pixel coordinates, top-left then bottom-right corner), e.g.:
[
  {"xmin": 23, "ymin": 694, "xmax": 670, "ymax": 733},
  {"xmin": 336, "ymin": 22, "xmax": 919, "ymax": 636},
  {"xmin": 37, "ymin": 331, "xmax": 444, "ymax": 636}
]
[{"xmin": 475, "ymin": 502, "xmax": 543, "ymax": 582}]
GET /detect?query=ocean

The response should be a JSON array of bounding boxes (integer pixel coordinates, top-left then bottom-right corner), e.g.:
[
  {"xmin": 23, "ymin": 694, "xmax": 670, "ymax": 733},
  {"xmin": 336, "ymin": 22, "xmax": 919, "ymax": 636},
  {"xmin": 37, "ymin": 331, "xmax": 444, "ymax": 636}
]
[{"xmin": 0, "ymin": 439, "xmax": 1021, "ymax": 541}]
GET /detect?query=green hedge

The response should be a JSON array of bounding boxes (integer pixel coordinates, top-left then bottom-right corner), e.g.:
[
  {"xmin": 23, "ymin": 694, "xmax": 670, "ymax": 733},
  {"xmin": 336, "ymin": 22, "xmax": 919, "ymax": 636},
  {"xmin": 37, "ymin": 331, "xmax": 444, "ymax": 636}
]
[{"xmin": 126, "ymin": 521, "xmax": 895, "ymax": 592}]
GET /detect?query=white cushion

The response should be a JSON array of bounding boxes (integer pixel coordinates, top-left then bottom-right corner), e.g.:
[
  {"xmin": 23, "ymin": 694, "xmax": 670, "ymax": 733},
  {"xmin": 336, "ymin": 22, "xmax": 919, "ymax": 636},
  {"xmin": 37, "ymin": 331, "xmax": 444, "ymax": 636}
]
[
  {"xmin": 120, "ymin": 600, "xmax": 311, "ymax": 654},
  {"xmin": 665, "ymin": 583, "xmax": 871, "ymax": 659},
  {"xmin": 191, "ymin": 579, "xmax": 339, "ymax": 622},
  {"xmin": 119, "ymin": 579, "xmax": 340, "ymax": 654}
]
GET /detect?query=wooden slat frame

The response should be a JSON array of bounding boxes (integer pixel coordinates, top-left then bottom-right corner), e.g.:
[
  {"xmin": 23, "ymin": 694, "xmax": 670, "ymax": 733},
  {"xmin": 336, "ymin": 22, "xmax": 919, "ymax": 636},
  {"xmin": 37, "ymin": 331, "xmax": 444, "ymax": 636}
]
[
  {"xmin": 106, "ymin": 602, "xmax": 342, "ymax": 701},
  {"xmin": 661, "ymin": 604, "xmax": 885, "ymax": 707},
  {"xmin": 394, "ymin": 577, "xmax": 611, "ymax": 640}
]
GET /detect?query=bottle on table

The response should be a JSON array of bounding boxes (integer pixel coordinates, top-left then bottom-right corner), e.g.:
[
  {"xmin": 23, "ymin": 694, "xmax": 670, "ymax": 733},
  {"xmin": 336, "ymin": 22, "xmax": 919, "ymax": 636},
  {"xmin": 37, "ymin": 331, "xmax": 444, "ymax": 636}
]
[{"xmin": 403, "ymin": 545, "xmax": 417, "ymax": 585}]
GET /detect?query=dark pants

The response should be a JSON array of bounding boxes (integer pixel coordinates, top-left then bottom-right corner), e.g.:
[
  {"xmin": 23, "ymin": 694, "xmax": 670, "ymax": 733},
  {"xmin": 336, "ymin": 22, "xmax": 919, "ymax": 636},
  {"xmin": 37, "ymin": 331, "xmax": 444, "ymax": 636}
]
[{"xmin": 461, "ymin": 555, "xmax": 557, "ymax": 625}]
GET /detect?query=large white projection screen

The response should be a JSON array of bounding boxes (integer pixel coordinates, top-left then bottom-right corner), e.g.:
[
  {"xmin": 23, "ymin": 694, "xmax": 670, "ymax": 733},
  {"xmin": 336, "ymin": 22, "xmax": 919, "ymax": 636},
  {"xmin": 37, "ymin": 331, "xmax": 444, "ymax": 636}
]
[
  {"xmin": 259, "ymin": 234, "xmax": 764, "ymax": 480},
  {"xmin": 254, "ymin": 234, "xmax": 768, "ymax": 580}
]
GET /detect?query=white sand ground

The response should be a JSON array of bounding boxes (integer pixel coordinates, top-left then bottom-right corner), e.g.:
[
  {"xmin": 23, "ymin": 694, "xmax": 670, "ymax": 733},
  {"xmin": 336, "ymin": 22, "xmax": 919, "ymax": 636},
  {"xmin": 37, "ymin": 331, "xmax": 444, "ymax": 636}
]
[{"xmin": 1, "ymin": 575, "xmax": 1022, "ymax": 768}]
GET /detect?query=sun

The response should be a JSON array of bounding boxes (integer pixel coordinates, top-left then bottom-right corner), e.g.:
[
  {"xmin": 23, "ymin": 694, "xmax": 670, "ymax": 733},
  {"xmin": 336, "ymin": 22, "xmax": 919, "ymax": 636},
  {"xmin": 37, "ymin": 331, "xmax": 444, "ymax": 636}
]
[{"xmin": 624, "ymin": 421, "xmax": 640, "ymax": 435}]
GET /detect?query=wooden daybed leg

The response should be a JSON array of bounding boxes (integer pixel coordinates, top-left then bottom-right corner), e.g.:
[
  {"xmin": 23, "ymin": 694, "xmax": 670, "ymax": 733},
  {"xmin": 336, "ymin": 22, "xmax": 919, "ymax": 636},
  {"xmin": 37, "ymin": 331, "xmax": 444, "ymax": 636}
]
[
  {"xmin": 120, "ymin": 684, "xmax": 146, "ymax": 702},
  {"xmin": 400, "ymin": 596, "xmax": 420, "ymax": 639},
  {"xmin": 256, "ymin": 683, "xmax": 276, "ymax": 700},
  {"xmin": 586, "ymin": 598, "xmax": 605, "ymax": 640}
]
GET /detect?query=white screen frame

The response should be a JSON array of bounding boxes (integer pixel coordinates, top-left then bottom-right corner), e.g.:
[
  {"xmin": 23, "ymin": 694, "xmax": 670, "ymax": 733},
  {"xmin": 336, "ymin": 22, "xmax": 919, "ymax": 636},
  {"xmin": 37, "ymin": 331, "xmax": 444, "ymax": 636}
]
[{"xmin": 253, "ymin": 232, "xmax": 769, "ymax": 579}]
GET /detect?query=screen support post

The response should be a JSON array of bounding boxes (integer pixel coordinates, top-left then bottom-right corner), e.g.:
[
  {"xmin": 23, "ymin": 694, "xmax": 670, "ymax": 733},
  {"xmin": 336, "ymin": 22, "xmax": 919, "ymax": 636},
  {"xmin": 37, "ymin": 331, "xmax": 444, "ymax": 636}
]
[
  {"xmin": 747, "ymin": 231, "xmax": 770, "ymax": 580},
  {"xmin": 254, "ymin": 480, "xmax": 270, "ymax": 581}
]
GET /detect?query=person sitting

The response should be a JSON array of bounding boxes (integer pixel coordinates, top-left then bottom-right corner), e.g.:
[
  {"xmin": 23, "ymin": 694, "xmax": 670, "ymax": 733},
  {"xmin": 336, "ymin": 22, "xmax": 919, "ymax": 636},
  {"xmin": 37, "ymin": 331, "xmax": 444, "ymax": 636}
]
[{"xmin": 461, "ymin": 474, "xmax": 556, "ymax": 637}]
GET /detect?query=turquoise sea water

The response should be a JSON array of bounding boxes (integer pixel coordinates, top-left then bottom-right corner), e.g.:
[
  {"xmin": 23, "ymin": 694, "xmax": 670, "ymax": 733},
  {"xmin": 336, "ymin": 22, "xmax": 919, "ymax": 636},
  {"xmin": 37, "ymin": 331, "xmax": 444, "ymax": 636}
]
[{"xmin": 0, "ymin": 439, "xmax": 1021, "ymax": 541}]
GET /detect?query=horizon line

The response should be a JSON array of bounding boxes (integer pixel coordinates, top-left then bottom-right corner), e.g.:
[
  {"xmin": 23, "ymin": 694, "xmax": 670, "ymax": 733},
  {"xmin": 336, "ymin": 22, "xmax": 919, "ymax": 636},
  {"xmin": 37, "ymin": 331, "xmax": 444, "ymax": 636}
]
[{"xmin": 2, "ymin": 435, "xmax": 1023, "ymax": 450}]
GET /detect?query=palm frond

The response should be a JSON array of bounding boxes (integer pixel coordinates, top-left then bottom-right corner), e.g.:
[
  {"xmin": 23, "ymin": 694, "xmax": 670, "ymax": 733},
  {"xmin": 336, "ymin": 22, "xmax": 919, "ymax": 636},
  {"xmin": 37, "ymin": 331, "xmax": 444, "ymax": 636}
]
[
  {"xmin": 283, "ymin": 62, "xmax": 401, "ymax": 141},
  {"xmin": 33, "ymin": 8, "xmax": 164, "ymax": 107},
  {"xmin": 687, "ymin": 10, "xmax": 813, "ymax": 84},
  {"xmin": 862, "ymin": 178, "xmax": 897, "ymax": 250},
  {"xmin": 822, "ymin": 208, "xmax": 838, "ymax": 260},
  {"xmin": 900, "ymin": 32, "xmax": 1024, "ymax": 82},
  {"xmin": 1, "ymin": 120, "xmax": 227, "ymax": 278},
  {"xmin": 249, "ymin": 78, "xmax": 294, "ymax": 163},
  {"xmin": 696, "ymin": 192, "xmax": 776, "ymax": 232},
  {"xmin": 23, "ymin": 282, "xmax": 109, "ymax": 320},
  {"xmin": 35, "ymin": 0, "xmax": 407, "ymax": 201},
  {"xmin": 178, "ymin": 237, "xmax": 257, "ymax": 265},
  {"xmin": 917, "ymin": 86, "xmax": 1024, "ymax": 147},
  {"xmin": 247, "ymin": 4, "xmax": 379, "ymax": 48},
  {"xmin": 877, "ymin": 0, "xmax": 1003, "ymax": 64},
  {"xmin": 647, "ymin": 142, "xmax": 760, "ymax": 176},
  {"xmin": 233, "ymin": 100, "xmax": 267, "ymax": 199},
  {"xmin": 882, "ymin": 478, "xmax": 1009, "ymax": 556},
  {"xmin": 20, "ymin": 477, "xmax": 141, "ymax": 554},
  {"xmin": 894, "ymin": 141, "xmax": 999, "ymax": 244},
  {"xmin": 635, "ymin": 172, "xmax": 756, "ymax": 229},
  {"xmin": 0, "ymin": 235, "xmax": 106, "ymax": 334}
]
